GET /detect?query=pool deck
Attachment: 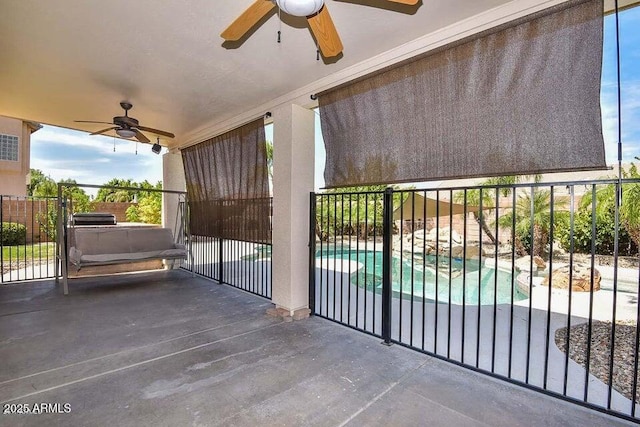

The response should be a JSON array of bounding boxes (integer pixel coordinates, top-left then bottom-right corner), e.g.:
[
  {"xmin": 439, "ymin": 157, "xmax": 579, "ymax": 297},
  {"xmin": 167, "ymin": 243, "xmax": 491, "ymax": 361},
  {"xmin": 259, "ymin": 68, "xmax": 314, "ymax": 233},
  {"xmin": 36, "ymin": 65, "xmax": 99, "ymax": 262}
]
[
  {"xmin": 315, "ymin": 256, "xmax": 640, "ymax": 417},
  {"xmin": 0, "ymin": 271, "xmax": 635, "ymax": 426}
]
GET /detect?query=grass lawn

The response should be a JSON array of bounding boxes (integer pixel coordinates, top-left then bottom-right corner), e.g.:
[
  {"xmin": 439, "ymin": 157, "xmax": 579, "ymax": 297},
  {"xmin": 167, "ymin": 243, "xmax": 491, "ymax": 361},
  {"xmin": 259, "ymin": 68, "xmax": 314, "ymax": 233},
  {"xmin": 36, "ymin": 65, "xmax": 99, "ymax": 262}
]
[{"xmin": 1, "ymin": 242, "xmax": 56, "ymax": 263}]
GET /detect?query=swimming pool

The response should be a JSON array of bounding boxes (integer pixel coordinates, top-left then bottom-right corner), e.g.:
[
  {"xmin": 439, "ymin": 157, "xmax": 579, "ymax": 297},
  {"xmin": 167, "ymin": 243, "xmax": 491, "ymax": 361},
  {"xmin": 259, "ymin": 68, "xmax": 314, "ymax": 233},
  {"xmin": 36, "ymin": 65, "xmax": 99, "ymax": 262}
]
[{"xmin": 317, "ymin": 247, "xmax": 527, "ymax": 305}]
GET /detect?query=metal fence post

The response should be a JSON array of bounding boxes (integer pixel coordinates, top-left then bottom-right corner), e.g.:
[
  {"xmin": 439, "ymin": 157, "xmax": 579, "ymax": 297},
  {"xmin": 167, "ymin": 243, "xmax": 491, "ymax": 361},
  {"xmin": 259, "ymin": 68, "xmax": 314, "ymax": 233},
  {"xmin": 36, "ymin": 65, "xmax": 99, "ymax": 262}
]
[
  {"xmin": 309, "ymin": 192, "xmax": 317, "ymax": 315},
  {"xmin": 54, "ymin": 187, "xmax": 61, "ymax": 283},
  {"xmin": 218, "ymin": 237, "xmax": 224, "ymax": 284},
  {"xmin": 382, "ymin": 187, "xmax": 393, "ymax": 345}
]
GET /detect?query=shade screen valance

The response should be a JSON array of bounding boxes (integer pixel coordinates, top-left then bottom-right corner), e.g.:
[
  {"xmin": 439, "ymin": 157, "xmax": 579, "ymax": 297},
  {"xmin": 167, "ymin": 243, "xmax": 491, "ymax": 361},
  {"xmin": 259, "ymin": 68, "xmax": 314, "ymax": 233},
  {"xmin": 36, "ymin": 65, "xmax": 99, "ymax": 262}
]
[
  {"xmin": 181, "ymin": 118, "xmax": 271, "ymax": 243},
  {"xmin": 318, "ymin": 0, "xmax": 606, "ymax": 188}
]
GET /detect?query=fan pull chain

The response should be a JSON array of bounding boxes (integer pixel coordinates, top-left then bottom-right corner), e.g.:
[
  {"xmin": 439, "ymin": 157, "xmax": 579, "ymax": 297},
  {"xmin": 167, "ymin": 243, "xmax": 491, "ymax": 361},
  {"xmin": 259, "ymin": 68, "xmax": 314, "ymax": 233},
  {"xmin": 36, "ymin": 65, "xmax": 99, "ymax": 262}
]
[
  {"xmin": 113, "ymin": 134, "xmax": 116, "ymax": 152},
  {"xmin": 135, "ymin": 141, "xmax": 138, "ymax": 155},
  {"xmin": 277, "ymin": 8, "xmax": 281, "ymax": 43}
]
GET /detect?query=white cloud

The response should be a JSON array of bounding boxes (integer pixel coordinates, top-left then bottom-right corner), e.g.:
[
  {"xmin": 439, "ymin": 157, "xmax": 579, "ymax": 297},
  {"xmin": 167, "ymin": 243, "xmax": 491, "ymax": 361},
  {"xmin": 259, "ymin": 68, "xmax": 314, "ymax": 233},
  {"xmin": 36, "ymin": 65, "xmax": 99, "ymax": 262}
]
[
  {"xmin": 30, "ymin": 125, "xmax": 164, "ymax": 197},
  {"xmin": 32, "ymin": 126, "xmax": 149, "ymax": 156}
]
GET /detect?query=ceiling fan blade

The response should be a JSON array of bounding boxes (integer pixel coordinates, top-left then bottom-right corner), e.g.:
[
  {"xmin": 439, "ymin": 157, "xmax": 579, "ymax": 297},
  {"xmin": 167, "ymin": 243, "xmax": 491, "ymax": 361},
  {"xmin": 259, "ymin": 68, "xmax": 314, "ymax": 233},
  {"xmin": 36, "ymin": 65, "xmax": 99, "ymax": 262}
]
[
  {"xmin": 386, "ymin": 0, "xmax": 420, "ymax": 4},
  {"xmin": 75, "ymin": 120, "xmax": 114, "ymax": 125},
  {"xmin": 307, "ymin": 5, "xmax": 343, "ymax": 58},
  {"xmin": 136, "ymin": 125, "xmax": 175, "ymax": 139},
  {"xmin": 90, "ymin": 127, "xmax": 118, "ymax": 136},
  {"xmin": 132, "ymin": 129, "xmax": 151, "ymax": 143},
  {"xmin": 221, "ymin": 0, "xmax": 276, "ymax": 41}
]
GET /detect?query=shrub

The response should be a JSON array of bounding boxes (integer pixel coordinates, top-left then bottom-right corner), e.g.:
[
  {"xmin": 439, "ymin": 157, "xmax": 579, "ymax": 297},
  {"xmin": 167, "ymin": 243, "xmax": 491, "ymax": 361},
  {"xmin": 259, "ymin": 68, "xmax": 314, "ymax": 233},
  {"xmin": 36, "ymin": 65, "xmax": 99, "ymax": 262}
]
[
  {"xmin": 556, "ymin": 204, "xmax": 637, "ymax": 256},
  {"xmin": 36, "ymin": 206, "xmax": 58, "ymax": 242},
  {"xmin": 125, "ymin": 204, "xmax": 140, "ymax": 223},
  {"xmin": 1, "ymin": 222, "xmax": 27, "ymax": 245},
  {"xmin": 125, "ymin": 193, "xmax": 161, "ymax": 224}
]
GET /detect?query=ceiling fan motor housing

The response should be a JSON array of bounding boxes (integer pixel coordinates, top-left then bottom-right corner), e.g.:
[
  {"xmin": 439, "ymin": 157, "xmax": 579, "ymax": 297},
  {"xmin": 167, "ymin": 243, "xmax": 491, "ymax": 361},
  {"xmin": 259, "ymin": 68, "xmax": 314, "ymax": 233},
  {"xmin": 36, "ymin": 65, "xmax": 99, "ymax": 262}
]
[
  {"xmin": 277, "ymin": 0, "xmax": 324, "ymax": 17},
  {"xmin": 75, "ymin": 101, "xmax": 175, "ymax": 141},
  {"xmin": 113, "ymin": 116, "xmax": 139, "ymax": 127}
]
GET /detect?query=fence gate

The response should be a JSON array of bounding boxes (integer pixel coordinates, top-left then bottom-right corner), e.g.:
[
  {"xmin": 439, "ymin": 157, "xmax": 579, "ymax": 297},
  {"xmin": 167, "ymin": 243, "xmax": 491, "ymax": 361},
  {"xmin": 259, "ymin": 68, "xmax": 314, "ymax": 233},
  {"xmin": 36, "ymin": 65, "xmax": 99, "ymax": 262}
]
[{"xmin": 0, "ymin": 195, "xmax": 58, "ymax": 283}]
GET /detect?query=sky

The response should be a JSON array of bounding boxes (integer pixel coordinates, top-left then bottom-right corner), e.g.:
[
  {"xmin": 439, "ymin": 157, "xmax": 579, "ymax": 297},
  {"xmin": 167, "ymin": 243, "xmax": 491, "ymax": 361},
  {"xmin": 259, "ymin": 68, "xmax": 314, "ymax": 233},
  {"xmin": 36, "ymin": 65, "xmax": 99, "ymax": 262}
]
[
  {"xmin": 31, "ymin": 126, "xmax": 164, "ymax": 196},
  {"xmin": 600, "ymin": 5, "xmax": 640, "ymax": 163},
  {"xmin": 31, "ymin": 6, "xmax": 640, "ymax": 193}
]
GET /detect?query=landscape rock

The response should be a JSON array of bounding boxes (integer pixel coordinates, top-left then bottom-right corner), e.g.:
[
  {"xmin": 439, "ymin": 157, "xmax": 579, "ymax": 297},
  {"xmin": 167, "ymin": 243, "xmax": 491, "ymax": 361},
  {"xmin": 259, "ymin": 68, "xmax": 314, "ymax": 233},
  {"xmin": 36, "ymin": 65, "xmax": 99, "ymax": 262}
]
[
  {"xmin": 450, "ymin": 244, "xmax": 483, "ymax": 260},
  {"xmin": 541, "ymin": 264, "xmax": 601, "ymax": 292},
  {"xmin": 514, "ymin": 255, "xmax": 547, "ymax": 272},
  {"xmin": 424, "ymin": 227, "xmax": 463, "ymax": 245}
]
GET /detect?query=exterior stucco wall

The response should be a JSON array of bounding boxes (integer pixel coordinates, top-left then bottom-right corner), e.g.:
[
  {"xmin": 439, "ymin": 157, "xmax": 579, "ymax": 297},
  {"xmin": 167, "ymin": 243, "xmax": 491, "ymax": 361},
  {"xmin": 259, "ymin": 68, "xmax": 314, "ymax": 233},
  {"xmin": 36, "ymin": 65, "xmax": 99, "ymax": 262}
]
[{"xmin": 0, "ymin": 116, "xmax": 32, "ymax": 196}]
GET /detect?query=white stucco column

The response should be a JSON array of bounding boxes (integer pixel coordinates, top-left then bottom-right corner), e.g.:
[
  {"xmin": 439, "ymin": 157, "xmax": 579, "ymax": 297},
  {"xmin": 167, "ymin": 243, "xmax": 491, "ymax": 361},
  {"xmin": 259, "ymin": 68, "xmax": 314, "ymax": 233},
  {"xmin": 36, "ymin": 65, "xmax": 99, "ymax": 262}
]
[
  {"xmin": 271, "ymin": 104, "xmax": 315, "ymax": 317},
  {"xmin": 162, "ymin": 150, "xmax": 186, "ymax": 233}
]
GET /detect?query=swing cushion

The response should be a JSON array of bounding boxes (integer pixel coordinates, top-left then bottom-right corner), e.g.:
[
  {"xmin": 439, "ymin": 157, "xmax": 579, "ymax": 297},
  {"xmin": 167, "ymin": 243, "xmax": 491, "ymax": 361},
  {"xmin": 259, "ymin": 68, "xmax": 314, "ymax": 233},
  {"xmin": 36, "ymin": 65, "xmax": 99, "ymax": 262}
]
[{"xmin": 68, "ymin": 227, "xmax": 187, "ymax": 266}]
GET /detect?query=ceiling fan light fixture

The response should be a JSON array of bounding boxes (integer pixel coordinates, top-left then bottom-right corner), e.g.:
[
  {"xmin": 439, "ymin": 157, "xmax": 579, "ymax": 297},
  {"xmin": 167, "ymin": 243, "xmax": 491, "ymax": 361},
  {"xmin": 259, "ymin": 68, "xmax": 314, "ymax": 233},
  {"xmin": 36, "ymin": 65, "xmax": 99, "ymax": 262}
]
[
  {"xmin": 116, "ymin": 128, "xmax": 136, "ymax": 138},
  {"xmin": 151, "ymin": 143, "xmax": 162, "ymax": 154},
  {"xmin": 276, "ymin": 0, "xmax": 324, "ymax": 17}
]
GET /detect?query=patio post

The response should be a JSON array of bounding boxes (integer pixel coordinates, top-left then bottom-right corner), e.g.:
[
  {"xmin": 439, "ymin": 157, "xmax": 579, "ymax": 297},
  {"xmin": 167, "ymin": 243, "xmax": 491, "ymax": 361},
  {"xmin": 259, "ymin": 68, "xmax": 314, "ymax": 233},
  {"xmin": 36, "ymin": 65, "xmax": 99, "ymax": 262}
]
[
  {"xmin": 271, "ymin": 104, "xmax": 315, "ymax": 318},
  {"xmin": 162, "ymin": 151, "xmax": 186, "ymax": 232}
]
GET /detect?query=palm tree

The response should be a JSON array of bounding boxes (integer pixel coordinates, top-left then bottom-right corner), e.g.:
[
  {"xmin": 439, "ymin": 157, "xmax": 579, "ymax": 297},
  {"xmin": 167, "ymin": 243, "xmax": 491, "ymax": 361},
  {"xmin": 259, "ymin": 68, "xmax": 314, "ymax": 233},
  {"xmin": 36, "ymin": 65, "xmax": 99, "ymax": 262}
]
[
  {"xmin": 455, "ymin": 186, "xmax": 499, "ymax": 243},
  {"xmin": 499, "ymin": 189, "xmax": 566, "ymax": 257},
  {"xmin": 582, "ymin": 162, "xmax": 640, "ymax": 254},
  {"xmin": 105, "ymin": 190, "xmax": 132, "ymax": 203},
  {"xmin": 454, "ymin": 174, "xmax": 542, "ymax": 244},
  {"xmin": 621, "ymin": 163, "xmax": 640, "ymax": 251}
]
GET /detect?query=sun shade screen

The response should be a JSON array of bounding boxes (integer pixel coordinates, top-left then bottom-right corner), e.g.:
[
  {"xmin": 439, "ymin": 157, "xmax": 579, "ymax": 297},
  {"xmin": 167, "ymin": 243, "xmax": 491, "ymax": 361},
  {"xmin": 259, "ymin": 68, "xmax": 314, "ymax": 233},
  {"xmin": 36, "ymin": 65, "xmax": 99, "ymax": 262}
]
[
  {"xmin": 318, "ymin": 0, "xmax": 606, "ymax": 188},
  {"xmin": 181, "ymin": 118, "xmax": 271, "ymax": 243}
]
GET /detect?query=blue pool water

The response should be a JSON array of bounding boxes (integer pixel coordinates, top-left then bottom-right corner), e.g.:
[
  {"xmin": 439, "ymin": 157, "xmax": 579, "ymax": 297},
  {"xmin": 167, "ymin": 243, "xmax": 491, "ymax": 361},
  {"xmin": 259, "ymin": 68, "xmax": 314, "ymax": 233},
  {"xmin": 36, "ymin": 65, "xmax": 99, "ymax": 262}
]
[{"xmin": 317, "ymin": 247, "xmax": 527, "ymax": 305}]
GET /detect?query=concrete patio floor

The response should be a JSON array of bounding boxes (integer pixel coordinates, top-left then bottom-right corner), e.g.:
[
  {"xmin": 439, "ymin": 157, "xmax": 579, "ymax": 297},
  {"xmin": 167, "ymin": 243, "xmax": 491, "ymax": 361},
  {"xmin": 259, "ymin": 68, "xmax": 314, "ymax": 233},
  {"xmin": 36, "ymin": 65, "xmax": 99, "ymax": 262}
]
[{"xmin": 0, "ymin": 271, "xmax": 635, "ymax": 426}]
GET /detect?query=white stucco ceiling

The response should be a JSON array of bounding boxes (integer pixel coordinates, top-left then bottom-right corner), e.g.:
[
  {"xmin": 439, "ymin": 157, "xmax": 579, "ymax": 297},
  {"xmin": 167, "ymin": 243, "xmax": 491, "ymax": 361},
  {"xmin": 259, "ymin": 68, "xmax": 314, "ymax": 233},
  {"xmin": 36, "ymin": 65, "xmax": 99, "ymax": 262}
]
[{"xmin": 0, "ymin": 0, "xmax": 619, "ymax": 149}]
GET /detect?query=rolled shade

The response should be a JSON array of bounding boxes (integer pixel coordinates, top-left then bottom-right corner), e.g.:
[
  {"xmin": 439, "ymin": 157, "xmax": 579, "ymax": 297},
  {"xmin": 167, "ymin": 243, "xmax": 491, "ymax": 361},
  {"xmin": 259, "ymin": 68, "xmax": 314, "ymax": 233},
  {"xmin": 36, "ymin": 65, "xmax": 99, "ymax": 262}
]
[
  {"xmin": 319, "ymin": 0, "xmax": 606, "ymax": 188},
  {"xmin": 181, "ymin": 118, "xmax": 271, "ymax": 243}
]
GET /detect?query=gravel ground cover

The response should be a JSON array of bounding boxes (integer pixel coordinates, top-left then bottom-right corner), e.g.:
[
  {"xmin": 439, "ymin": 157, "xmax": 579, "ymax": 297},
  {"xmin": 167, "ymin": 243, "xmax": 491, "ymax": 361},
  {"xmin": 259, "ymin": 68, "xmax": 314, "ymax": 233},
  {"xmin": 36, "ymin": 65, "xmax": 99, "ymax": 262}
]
[{"xmin": 556, "ymin": 320, "xmax": 640, "ymax": 402}]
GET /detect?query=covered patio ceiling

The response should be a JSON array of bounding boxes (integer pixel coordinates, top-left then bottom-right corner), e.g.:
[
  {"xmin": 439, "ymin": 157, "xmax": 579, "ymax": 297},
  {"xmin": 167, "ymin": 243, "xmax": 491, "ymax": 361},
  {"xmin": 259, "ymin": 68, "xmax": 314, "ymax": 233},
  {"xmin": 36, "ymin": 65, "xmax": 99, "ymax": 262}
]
[
  {"xmin": 0, "ymin": 0, "xmax": 537, "ymax": 149},
  {"xmin": 0, "ymin": 0, "xmax": 636, "ymax": 150}
]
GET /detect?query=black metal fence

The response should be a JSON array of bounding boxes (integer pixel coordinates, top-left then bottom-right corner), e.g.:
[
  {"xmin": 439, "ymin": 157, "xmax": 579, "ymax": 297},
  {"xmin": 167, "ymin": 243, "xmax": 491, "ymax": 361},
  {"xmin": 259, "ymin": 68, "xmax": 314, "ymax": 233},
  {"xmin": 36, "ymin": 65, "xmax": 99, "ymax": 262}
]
[
  {"xmin": 0, "ymin": 195, "xmax": 58, "ymax": 283},
  {"xmin": 186, "ymin": 198, "xmax": 273, "ymax": 299},
  {"xmin": 311, "ymin": 178, "xmax": 640, "ymax": 422}
]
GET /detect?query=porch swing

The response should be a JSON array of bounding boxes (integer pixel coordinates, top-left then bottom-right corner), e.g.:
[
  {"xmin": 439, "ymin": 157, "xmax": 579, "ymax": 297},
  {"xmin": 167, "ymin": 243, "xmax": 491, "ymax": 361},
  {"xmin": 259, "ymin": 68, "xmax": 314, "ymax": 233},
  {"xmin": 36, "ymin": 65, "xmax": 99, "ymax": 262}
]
[{"xmin": 56, "ymin": 186, "xmax": 192, "ymax": 295}]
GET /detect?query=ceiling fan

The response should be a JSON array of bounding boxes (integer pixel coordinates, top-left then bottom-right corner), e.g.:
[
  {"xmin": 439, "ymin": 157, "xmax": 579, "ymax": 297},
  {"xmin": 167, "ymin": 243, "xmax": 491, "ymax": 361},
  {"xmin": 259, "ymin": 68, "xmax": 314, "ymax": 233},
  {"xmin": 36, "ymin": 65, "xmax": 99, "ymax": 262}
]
[
  {"xmin": 75, "ymin": 102, "xmax": 175, "ymax": 144},
  {"xmin": 221, "ymin": 0, "xmax": 419, "ymax": 58}
]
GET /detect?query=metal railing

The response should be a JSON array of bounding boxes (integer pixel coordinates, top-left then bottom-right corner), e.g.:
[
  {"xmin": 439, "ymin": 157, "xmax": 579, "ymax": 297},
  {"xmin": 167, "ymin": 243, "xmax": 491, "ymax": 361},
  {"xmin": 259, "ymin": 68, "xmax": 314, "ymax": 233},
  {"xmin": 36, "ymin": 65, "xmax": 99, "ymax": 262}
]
[
  {"xmin": 311, "ymin": 178, "xmax": 640, "ymax": 422},
  {"xmin": 0, "ymin": 195, "xmax": 58, "ymax": 283},
  {"xmin": 185, "ymin": 197, "xmax": 273, "ymax": 299}
]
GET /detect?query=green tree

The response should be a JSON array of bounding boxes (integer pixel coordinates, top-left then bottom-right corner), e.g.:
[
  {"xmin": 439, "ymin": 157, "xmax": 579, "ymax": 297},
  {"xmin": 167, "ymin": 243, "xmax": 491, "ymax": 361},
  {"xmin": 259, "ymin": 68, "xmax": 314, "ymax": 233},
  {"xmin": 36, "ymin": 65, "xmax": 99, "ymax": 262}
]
[
  {"xmin": 59, "ymin": 179, "xmax": 92, "ymax": 213},
  {"xmin": 105, "ymin": 190, "xmax": 132, "ymax": 202},
  {"xmin": 28, "ymin": 169, "xmax": 54, "ymax": 196},
  {"xmin": 316, "ymin": 185, "xmax": 405, "ymax": 240},
  {"xmin": 561, "ymin": 163, "xmax": 640, "ymax": 255},
  {"xmin": 454, "ymin": 174, "xmax": 542, "ymax": 244},
  {"xmin": 95, "ymin": 178, "xmax": 137, "ymax": 202},
  {"xmin": 621, "ymin": 162, "xmax": 640, "ymax": 249},
  {"xmin": 499, "ymin": 189, "xmax": 567, "ymax": 257},
  {"xmin": 32, "ymin": 180, "xmax": 58, "ymax": 198},
  {"xmin": 454, "ymin": 186, "xmax": 499, "ymax": 244},
  {"xmin": 265, "ymin": 140, "xmax": 273, "ymax": 179},
  {"xmin": 556, "ymin": 196, "xmax": 636, "ymax": 256},
  {"xmin": 138, "ymin": 193, "xmax": 162, "ymax": 224},
  {"xmin": 33, "ymin": 178, "xmax": 92, "ymax": 241},
  {"xmin": 125, "ymin": 181, "xmax": 163, "ymax": 224}
]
